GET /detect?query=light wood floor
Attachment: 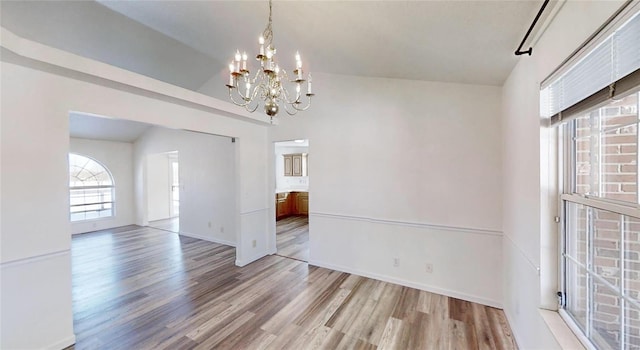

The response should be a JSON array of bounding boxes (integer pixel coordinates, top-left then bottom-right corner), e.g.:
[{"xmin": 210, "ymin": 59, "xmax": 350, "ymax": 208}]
[
  {"xmin": 149, "ymin": 217, "xmax": 179, "ymax": 233},
  {"xmin": 276, "ymin": 215, "xmax": 309, "ymax": 262},
  {"xmin": 68, "ymin": 225, "xmax": 517, "ymax": 350}
]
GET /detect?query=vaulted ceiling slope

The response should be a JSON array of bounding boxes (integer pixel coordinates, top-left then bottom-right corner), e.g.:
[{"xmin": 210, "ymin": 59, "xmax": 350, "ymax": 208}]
[
  {"xmin": 69, "ymin": 113, "xmax": 152, "ymax": 143},
  {"xmin": 0, "ymin": 0, "xmax": 217, "ymax": 90},
  {"xmin": 1, "ymin": 0, "xmax": 540, "ymax": 90}
]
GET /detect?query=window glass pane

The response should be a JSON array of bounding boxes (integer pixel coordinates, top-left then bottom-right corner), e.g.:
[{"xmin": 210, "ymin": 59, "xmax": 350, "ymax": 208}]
[
  {"xmin": 69, "ymin": 154, "xmax": 115, "ymax": 222},
  {"xmin": 626, "ymin": 303, "xmax": 640, "ymax": 350},
  {"xmin": 69, "ymin": 154, "xmax": 113, "ymax": 187},
  {"xmin": 567, "ymin": 259, "xmax": 588, "ymax": 332},
  {"xmin": 590, "ymin": 208, "xmax": 623, "ymax": 350},
  {"xmin": 99, "ymin": 209, "xmax": 112, "ymax": 218},
  {"xmin": 85, "ymin": 211, "xmax": 99, "ymax": 220},
  {"xmin": 574, "ymin": 112, "xmax": 598, "ymax": 196},
  {"xmin": 592, "ymin": 208, "xmax": 622, "ymax": 289},
  {"xmin": 70, "ymin": 212, "xmax": 84, "ymax": 221},
  {"xmin": 590, "ymin": 277, "xmax": 622, "ymax": 350},
  {"xmin": 625, "ymin": 216, "xmax": 640, "ymax": 305},
  {"xmin": 600, "ymin": 93, "xmax": 638, "ymax": 203},
  {"xmin": 573, "ymin": 93, "xmax": 639, "ymax": 204},
  {"xmin": 567, "ymin": 202, "xmax": 588, "ymax": 265}
]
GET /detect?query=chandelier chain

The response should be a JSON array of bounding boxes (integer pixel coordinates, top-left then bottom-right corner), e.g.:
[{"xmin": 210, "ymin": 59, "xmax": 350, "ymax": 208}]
[{"xmin": 262, "ymin": 0, "xmax": 274, "ymax": 47}]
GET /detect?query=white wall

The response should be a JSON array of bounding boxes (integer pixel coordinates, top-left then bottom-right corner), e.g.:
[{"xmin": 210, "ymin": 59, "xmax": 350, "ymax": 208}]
[
  {"xmin": 271, "ymin": 73, "xmax": 504, "ymax": 307},
  {"xmin": 275, "ymin": 145, "xmax": 309, "ymax": 193},
  {"xmin": 1, "ymin": 31, "xmax": 272, "ymax": 349},
  {"xmin": 501, "ymin": 1, "xmax": 626, "ymax": 349},
  {"xmin": 135, "ymin": 127, "xmax": 237, "ymax": 246},
  {"xmin": 69, "ymin": 137, "xmax": 135, "ymax": 234},
  {"xmin": 146, "ymin": 152, "xmax": 172, "ymax": 221}
]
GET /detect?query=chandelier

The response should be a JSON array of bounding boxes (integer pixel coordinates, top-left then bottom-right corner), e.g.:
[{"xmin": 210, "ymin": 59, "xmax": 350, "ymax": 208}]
[{"xmin": 225, "ymin": 0, "xmax": 314, "ymax": 118}]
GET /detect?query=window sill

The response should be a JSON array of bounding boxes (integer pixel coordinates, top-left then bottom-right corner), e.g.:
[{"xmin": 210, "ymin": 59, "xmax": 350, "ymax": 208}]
[{"xmin": 539, "ymin": 309, "xmax": 586, "ymax": 350}]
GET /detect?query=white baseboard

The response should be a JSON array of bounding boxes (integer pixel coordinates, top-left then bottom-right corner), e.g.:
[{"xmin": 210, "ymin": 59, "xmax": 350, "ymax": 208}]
[
  {"xmin": 46, "ymin": 334, "xmax": 76, "ymax": 350},
  {"xmin": 503, "ymin": 307, "xmax": 525, "ymax": 350},
  {"xmin": 179, "ymin": 231, "xmax": 236, "ymax": 247},
  {"xmin": 236, "ymin": 251, "xmax": 269, "ymax": 267},
  {"xmin": 309, "ymin": 259, "xmax": 503, "ymax": 309}
]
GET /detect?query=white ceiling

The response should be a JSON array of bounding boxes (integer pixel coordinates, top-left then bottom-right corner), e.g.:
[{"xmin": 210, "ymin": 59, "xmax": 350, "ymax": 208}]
[
  {"xmin": 69, "ymin": 113, "xmax": 152, "ymax": 143},
  {"xmin": 97, "ymin": 0, "xmax": 541, "ymax": 86},
  {"xmin": 1, "ymin": 0, "xmax": 544, "ymax": 90},
  {"xmin": 276, "ymin": 140, "xmax": 310, "ymax": 147}
]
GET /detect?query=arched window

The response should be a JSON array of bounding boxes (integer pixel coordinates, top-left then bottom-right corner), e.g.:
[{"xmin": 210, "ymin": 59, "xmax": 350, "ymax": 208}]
[{"xmin": 69, "ymin": 153, "xmax": 115, "ymax": 222}]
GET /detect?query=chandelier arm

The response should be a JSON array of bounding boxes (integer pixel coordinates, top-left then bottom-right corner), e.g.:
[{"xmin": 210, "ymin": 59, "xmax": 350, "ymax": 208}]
[
  {"xmin": 256, "ymin": 79, "xmax": 271, "ymax": 100},
  {"xmin": 279, "ymin": 80, "xmax": 304, "ymax": 105},
  {"xmin": 292, "ymin": 95, "xmax": 312, "ymax": 111},
  {"xmin": 228, "ymin": 88, "xmax": 251, "ymax": 107},
  {"xmin": 245, "ymin": 103, "xmax": 259, "ymax": 113},
  {"xmin": 282, "ymin": 69, "xmax": 298, "ymax": 104},
  {"xmin": 249, "ymin": 70, "xmax": 263, "ymax": 85},
  {"xmin": 283, "ymin": 103, "xmax": 299, "ymax": 116},
  {"xmin": 279, "ymin": 84, "xmax": 295, "ymax": 105}
]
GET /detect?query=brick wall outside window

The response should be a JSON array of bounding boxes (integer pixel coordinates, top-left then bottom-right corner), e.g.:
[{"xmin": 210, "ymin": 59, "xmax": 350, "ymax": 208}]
[{"xmin": 569, "ymin": 93, "xmax": 640, "ymax": 350}]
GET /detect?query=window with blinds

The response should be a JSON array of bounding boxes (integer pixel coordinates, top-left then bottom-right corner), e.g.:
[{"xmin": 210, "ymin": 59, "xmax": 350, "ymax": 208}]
[
  {"xmin": 541, "ymin": 8, "xmax": 640, "ymax": 125},
  {"xmin": 549, "ymin": 3, "xmax": 640, "ymax": 350}
]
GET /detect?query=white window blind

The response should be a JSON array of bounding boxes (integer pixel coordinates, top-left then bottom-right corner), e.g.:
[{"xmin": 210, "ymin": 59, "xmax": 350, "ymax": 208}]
[{"xmin": 542, "ymin": 8, "xmax": 640, "ymax": 125}]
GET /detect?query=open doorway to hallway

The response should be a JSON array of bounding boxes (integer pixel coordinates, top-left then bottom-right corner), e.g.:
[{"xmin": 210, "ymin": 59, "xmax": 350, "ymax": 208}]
[
  {"xmin": 147, "ymin": 151, "xmax": 180, "ymax": 233},
  {"xmin": 274, "ymin": 139, "xmax": 309, "ymax": 262}
]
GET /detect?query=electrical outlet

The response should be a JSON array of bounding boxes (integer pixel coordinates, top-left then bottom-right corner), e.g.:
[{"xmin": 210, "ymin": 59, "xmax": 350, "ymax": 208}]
[
  {"xmin": 252, "ymin": 240, "xmax": 257, "ymax": 248},
  {"xmin": 208, "ymin": 221, "xmax": 212, "ymax": 228},
  {"xmin": 393, "ymin": 258, "xmax": 399, "ymax": 267},
  {"xmin": 425, "ymin": 263, "xmax": 433, "ymax": 273},
  {"xmin": 220, "ymin": 226, "xmax": 224, "ymax": 233}
]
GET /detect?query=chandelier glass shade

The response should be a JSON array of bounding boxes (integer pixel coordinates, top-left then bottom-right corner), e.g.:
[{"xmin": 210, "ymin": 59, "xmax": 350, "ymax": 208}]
[{"xmin": 225, "ymin": 0, "xmax": 314, "ymax": 117}]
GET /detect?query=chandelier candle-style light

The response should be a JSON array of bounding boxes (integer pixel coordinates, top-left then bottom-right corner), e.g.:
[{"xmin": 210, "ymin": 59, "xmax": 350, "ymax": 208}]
[{"xmin": 225, "ymin": 0, "xmax": 314, "ymax": 117}]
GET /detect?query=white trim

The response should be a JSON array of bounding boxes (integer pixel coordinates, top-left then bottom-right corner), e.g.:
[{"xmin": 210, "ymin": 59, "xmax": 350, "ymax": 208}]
[
  {"xmin": 502, "ymin": 308, "xmax": 524, "ymax": 350},
  {"xmin": 561, "ymin": 193, "xmax": 640, "ymax": 219},
  {"xmin": 178, "ymin": 231, "xmax": 236, "ymax": 247},
  {"xmin": 241, "ymin": 207, "xmax": 270, "ymax": 216},
  {"xmin": 310, "ymin": 212, "xmax": 502, "ymax": 237},
  {"xmin": 1, "ymin": 249, "xmax": 70, "ymax": 268},
  {"xmin": 559, "ymin": 309, "xmax": 598, "ymax": 350},
  {"xmin": 236, "ymin": 252, "xmax": 268, "ymax": 267},
  {"xmin": 0, "ymin": 26, "xmax": 273, "ymax": 126},
  {"xmin": 44, "ymin": 334, "xmax": 76, "ymax": 350},
  {"xmin": 540, "ymin": 309, "xmax": 586, "ymax": 350},
  {"xmin": 503, "ymin": 232, "xmax": 541, "ymax": 275},
  {"xmin": 308, "ymin": 259, "xmax": 502, "ymax": 309}
]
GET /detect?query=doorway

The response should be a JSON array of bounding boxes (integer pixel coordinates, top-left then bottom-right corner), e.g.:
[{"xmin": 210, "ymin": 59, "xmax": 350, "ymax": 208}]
[
  {"xmin": 274, "ymin": 140, "xmax": 309, "ymax": 262},
  {"xmin": 169, "ymin": 155, "xmax": 180, "ymax": 218},
  {"xmin": 147, "ymin": 151, "xmax": 179, "ymax": 233}
]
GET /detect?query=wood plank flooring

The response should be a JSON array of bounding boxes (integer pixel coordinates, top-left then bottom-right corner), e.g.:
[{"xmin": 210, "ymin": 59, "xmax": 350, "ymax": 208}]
[
  {"xmin": 68, "ymin": 225, "xmax": 517, "ymax": 350},
  {"xmin": 276, "ymin": 216, "xmax": 309, "ymax": 262},
  {"xmin": 149, "ymin": 217, "xmax": 180, "ymax": 233}
]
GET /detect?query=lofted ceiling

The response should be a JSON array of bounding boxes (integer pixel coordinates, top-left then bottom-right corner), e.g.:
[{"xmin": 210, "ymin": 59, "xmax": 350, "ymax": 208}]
[
  {"xmin": 1, "ymin": 0, "xmax": 544, "ymax": 92},
  {"xmin": 97, "ymin": 0, "xmax": 541, "ymax": 86},
  {"xmin": 69, "ymin": 113, "xmax": 152, "ymax": 143}
]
